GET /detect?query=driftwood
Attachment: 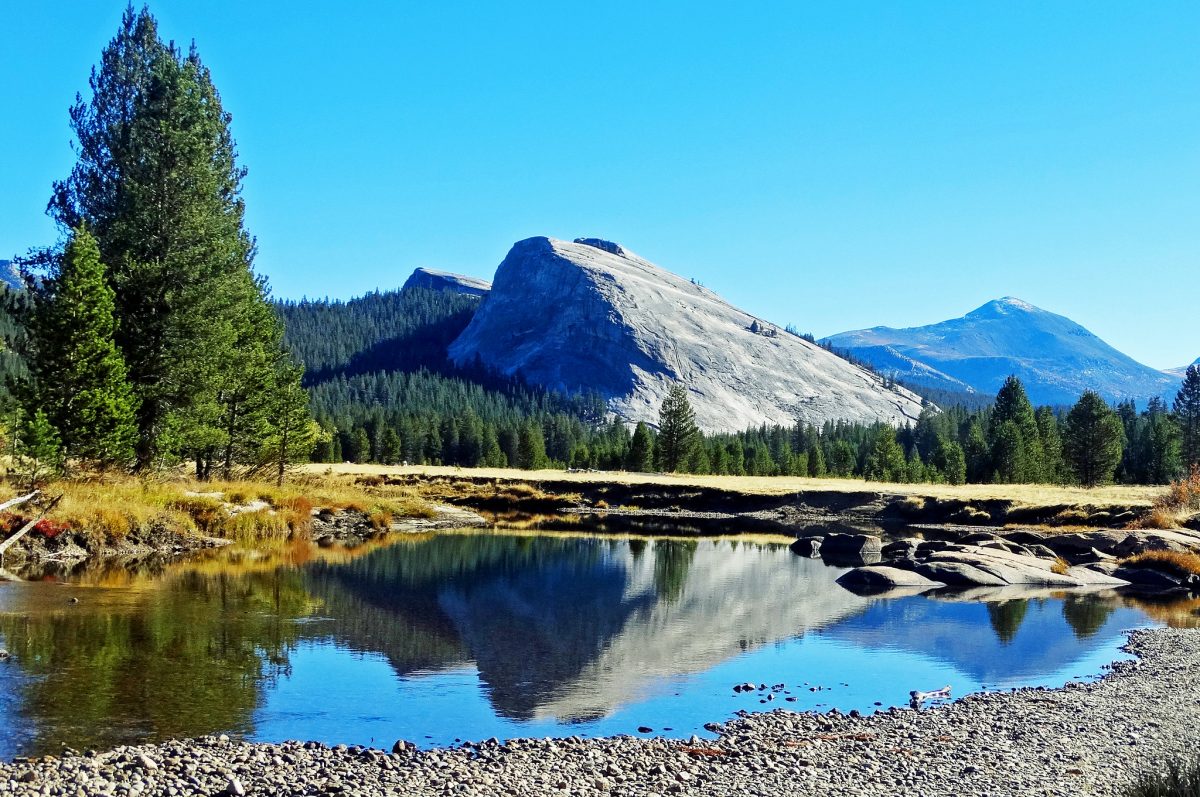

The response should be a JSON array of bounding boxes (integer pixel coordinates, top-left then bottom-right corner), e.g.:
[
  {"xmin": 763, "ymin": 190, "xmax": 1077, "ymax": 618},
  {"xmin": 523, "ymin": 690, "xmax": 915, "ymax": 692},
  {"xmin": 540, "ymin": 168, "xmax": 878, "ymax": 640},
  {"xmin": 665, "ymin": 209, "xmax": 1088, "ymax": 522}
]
[
  {"xmin": 0, "ymin": 491, "xmax": 39, "ymax": 514},
  {"xmin": 0, "ymin": 492, "xmax": 62, "ymax": 559},
  {"xmin": 909, "ymin": 684, "xmax": 952, "ymax": 707}
]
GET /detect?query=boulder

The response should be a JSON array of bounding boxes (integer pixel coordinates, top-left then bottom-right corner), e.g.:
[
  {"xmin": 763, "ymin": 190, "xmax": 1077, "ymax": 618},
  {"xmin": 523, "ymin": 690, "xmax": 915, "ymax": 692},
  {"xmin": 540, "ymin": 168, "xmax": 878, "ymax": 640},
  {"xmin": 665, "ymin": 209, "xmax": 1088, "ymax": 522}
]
[
  {"xmin": 1064, "ymin": 566, "xmax": 1129, "ymax": 587},
  {"xmin": 912, "ymin": 560, "xmax": 1007, "ymax": 587},
  {"xmin": 821, "ymin": 533, "xmax": 883, "ymax": 557},
  {"xmin": 789, "ymin": 537, "xmax": 822, "ymax": 557},
  {"xmin": 881, "ymin": 538, "xmax": 920, "ymax": 559},
  {"xmin": 836, "ymin": 566, "xmax": 945, "ymax": 595},
  {"xmin": 925, "ymin": 549, "xmax": 1080, "ymax": 587},
  {"xmin": 1042, "ymin": 530, "xmax": 1132, "ymax": 557},
  {"xmin": 1112, "ymin": 566, "xmax": 1186, "ymax": 592}
]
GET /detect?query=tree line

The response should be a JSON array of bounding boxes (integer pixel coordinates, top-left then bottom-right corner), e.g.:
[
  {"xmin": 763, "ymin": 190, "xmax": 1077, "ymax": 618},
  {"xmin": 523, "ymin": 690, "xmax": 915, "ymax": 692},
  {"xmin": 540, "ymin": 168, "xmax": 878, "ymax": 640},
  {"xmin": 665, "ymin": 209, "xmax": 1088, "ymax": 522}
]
[
  {"xmin": 313, "ymin": 370, "xmax": 1200, "ymax": 488},
  {"xmin": 6, "ymin": 7, "xmax": 314, "ymax": 484}
]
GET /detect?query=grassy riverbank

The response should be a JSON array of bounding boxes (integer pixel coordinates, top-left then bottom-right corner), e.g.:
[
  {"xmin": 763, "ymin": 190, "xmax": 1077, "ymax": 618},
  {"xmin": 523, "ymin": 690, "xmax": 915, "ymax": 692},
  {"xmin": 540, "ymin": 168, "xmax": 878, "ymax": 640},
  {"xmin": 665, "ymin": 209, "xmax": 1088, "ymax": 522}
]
[
  {"xmin": 310, "ymin": 463, "xmax": 1163, "ymax": 508},
  {"xmin": 0, "ymin": 475, "xmax": 435, "ymax": 554}
]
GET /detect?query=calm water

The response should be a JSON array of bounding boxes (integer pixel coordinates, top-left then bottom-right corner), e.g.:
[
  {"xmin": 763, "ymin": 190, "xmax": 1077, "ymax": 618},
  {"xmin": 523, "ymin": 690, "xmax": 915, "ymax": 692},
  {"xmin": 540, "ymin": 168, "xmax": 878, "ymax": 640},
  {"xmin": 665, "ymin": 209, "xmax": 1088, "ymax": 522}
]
[{"xmin": 0, "ymin": 530, "xmax": 1186, "ymax": 759}]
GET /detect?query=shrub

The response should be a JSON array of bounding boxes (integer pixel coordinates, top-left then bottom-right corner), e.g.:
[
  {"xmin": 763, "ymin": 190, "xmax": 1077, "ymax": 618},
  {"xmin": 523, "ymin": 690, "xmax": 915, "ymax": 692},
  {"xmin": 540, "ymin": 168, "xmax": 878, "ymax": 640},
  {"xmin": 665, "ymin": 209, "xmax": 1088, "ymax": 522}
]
[
  {"xmin": 1121, "ymin": 551, "xmax": 1200, "ymax": 579},
  {"xmin": 1125, "ymin": 759, "xmax": 1200, "ymax": 797},
  {"xmin": 1050, "ymin": 557, "xmax": 1070, "ymax": 575}
]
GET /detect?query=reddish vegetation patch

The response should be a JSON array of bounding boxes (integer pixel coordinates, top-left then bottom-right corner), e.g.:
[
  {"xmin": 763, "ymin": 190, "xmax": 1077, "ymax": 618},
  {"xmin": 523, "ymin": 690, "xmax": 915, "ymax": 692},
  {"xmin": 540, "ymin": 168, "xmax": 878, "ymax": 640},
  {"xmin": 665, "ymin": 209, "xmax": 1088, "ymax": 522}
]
[
  {"xmin": 0, "ymin": 513, "xmax": 71, "ymax": 539},
  {"xmin": 32, "ymin": 519, "xmax": 70, "ymax": 538}
]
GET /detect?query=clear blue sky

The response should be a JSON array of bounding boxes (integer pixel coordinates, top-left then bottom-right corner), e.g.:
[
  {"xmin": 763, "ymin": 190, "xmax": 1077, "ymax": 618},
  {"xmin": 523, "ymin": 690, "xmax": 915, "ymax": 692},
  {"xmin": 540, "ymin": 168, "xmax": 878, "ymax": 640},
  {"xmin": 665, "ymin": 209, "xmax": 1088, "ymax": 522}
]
[{"xmin": 2, "ymin": 2, "xmax": 1197, "ymax": 368}]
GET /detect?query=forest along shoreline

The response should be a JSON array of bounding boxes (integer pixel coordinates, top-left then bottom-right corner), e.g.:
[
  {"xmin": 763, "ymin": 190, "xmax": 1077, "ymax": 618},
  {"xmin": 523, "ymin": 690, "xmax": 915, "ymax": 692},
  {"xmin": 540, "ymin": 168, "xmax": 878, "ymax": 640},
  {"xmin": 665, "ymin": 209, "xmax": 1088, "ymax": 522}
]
[{"xmin": 0, "ymin": 628, "xmax": 1195, "ymax": 796}]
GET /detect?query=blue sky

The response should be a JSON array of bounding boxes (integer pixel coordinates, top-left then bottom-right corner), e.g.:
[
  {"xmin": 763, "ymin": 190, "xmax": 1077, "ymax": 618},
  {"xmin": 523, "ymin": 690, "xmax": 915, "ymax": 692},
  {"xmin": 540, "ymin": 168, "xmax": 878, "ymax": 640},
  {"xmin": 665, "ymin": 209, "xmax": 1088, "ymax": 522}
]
[{"xmin": 2, "ymin": 2, "xmax": 1197, "ymax": 368}]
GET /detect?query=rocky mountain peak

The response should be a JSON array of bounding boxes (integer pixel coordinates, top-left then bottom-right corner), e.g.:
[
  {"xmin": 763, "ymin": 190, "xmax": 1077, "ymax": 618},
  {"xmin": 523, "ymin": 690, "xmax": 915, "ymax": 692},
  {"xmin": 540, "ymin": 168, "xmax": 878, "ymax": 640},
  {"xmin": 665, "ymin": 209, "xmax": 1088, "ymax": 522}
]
[
  {"xmin": 447, "ymin": 236, "xmax": 924, "ymax": 433},
  {"xmin": 402, "ymin": 267, "xmax": 491, "ymax": 297}
]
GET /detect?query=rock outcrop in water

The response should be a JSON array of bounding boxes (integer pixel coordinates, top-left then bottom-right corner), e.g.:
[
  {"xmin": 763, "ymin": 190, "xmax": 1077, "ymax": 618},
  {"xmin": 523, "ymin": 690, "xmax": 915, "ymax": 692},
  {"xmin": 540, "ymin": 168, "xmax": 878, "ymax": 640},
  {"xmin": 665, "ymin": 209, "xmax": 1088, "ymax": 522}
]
[
  {"xmin": 448, "ymin": 237, "xmax": 925, "ymax": 433},
  {"xmin": 402, "ymin": 267, "xmax": 491, "ymax": 297}
]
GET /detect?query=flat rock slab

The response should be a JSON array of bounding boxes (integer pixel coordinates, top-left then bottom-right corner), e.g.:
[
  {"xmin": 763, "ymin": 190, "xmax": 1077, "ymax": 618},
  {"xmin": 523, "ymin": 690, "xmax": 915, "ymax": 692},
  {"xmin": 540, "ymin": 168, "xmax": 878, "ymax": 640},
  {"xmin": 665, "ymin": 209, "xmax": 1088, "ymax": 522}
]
[
  {"xmin": 912, "ymin": 559, "xmax": 1007, "ymax": 587},
  {"xmin": 835, "ymin": 566, "xmax": 945, "ymax": 594}
]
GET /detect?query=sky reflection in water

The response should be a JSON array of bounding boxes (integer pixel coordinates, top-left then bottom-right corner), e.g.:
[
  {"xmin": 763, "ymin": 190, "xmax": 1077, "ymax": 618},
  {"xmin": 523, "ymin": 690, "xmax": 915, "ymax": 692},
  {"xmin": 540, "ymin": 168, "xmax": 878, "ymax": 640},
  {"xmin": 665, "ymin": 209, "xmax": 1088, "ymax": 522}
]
[{"xmin": 0, "ymin": 532, "xmax": 1172, "ymax": 758}]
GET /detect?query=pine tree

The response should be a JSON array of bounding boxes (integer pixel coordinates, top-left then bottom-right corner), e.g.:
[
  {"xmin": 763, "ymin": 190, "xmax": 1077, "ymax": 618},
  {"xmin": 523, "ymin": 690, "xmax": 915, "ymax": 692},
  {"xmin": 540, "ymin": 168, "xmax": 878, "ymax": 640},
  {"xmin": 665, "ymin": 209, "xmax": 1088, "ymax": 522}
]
[
  {"xmin": 1035, "ymin": 406, "xmax": 1064, "ymax": 483},
  {"xmin": 626, "ymin": 422, "xmax": 655, "ymax": 472},
  {"xmin": 1063, "ymin": 391, "xmax": 1125, "ymax": 488},
  {"xmin": 1176, "ymin": 365, "xmax": 1200, "ymax": 470},
  {"xmin": 864, "ymin": 426, "xmax": 906, "ymax": 482},
  {"xmin": 932, "ymin": 435, "xmax": 967, "ymax": 485},
  {"xmin": 516, "ymin": 423, "xmax": 548, "ymax": 470},
  {"xmin": 39, "ymin": 8, "xmax": 279, "ymax": 470},
  {"xmin": 963, "ymin": 418, "xmax": 990, "ymax": 483},
  {"xmin": 20, "ymin": 226, "xmax": 137, "ymax": 467},
  {"xmin": 12, "ymin": 409, "xmax": 65, "ymax": 490},
  {"xmin": 380, "ymin": 427, "xmax": 402, "ymax": 465},
  {"xmin": 349, "ymin": 427, "xmax": 371, "ymax": 464},
  {"xmin": 989, "ymin": 376, "xmax": 1044, "ymax": 482},
  {"xmin": 807, "ymin": 442, "xmax": 826, "ymax": 478},
  {"xmin": 657, "ymin": 384, "xmax": 700, "ymax": 472},
  {"xmin": 1144, "ymin": 399, "xmax": 1182, "ymax": 484},
  {"xmin": 263, "ymin": 360, "xmax": 317, "ymax": 486}
]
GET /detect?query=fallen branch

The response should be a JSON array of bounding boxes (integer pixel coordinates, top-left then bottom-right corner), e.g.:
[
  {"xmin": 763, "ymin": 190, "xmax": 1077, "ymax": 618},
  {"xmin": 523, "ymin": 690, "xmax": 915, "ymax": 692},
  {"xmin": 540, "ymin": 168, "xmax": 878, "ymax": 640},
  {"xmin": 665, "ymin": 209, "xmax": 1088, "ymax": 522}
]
[
  {"xmin": 0, "ymin": 494, "xmax": 64, "ymax": 559},
  {"xmin": 0, "ymin": 491, "xmax": 39, "ymax": 514}
]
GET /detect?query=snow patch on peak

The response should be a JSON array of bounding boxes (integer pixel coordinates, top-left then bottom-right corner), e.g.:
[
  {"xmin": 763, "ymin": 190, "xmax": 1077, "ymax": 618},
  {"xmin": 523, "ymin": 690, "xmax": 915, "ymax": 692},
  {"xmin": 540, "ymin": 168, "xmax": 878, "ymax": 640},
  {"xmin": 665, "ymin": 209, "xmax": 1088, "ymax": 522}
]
[{"xmin": 968, "ymin": 296, "xmax": 1042, "ymax": 318}]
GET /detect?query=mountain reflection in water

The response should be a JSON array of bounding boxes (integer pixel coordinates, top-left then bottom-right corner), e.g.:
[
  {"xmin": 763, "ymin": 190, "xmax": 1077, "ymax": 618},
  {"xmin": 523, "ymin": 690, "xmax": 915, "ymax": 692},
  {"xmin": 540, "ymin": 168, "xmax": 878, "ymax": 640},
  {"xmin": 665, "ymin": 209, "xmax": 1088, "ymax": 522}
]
[{"xmin": 0, "ymin": 532, "xmax": 1175, "ymax": 758}]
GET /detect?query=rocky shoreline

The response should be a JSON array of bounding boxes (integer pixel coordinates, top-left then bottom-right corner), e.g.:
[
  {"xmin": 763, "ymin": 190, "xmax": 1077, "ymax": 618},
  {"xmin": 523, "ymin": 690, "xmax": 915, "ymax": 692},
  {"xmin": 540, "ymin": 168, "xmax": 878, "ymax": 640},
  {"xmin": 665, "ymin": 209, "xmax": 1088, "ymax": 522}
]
[{"xmin": 2, "ymin": 627, "xmax": 1195, "ymax": 796}]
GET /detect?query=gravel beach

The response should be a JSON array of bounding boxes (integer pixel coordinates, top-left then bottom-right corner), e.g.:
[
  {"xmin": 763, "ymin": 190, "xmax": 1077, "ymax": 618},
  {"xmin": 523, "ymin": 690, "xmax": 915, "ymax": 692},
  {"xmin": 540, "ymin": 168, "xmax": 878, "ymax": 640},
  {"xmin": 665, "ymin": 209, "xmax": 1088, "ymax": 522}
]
[{"xmin": 2, "ymin": 627, "xmax": 1195, "ymax": 796}]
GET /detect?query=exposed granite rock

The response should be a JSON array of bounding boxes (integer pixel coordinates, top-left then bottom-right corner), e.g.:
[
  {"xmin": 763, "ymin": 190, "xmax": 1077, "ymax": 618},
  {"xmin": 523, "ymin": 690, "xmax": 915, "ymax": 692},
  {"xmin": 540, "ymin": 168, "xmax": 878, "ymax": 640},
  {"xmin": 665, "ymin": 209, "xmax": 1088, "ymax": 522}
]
[
  {"xmin": 835, "ymin": 565, "xmax": 945, "ymax": 594},
  {"xmin": 448, "ymin": 237, "xmax": 925, "ymax": 433},
  {"xmin": 402, "ymin": 267, "xmax": 491, "ymax": 297}
]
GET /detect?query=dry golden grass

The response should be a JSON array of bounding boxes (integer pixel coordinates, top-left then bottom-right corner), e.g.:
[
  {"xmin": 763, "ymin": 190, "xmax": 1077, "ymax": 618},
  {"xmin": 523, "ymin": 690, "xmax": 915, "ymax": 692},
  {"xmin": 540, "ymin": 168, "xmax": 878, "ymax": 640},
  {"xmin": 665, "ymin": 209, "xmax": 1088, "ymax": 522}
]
[
  {"xmin": 2, "ymin": 474, "xmax": 434, "ymax": 544},
  {"xmin": 1126, "ymin": 468, "xmax": 1200, "ymax": 530},
  {"xmin": 306, "ymin": 463, "xmax": 1160, "ymax": 509},
  {"xmin": 1050, "ymin": 557, "xmax": 1071, "ymax": 575},
  {"xmin": 1122, "ymin": 550, "xmax": 1200, "ymax": 578}
]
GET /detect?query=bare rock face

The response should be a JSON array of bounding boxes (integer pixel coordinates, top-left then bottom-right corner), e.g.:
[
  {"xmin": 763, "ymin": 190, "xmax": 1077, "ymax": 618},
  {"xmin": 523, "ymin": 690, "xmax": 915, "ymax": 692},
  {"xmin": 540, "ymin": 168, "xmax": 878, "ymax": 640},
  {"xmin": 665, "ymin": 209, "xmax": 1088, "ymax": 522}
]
[
  {"xmin": 448, "ymin": 236, "xmax": 925, "ymax": 433},
  {"xmin": 402, "ymin": 267, "xmax": 491, "ymax": 297}
]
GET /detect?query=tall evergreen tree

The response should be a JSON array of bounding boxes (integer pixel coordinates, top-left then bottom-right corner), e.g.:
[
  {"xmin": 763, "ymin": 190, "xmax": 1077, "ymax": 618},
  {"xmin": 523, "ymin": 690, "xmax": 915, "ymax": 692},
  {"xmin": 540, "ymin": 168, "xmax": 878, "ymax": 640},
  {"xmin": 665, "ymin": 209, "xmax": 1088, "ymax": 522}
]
[
  {"xmin": 1063, "ymin": 391, "xmax": 1125, "ymax": 488},
  {"xmin": 1035, "ymin": 406, "xmax": 1064, "ymax": 483},
  {"xmin": 626, "ymin": 422, "xmax": 655, "ymax": 472},
  {"xmin": 20, "ymin": 226, "xmax": 137, "ymax": 467},
  {"xmin": 1176, "ymin": 365, "xmax": 1200, "ymax": 471},
  {"xmin": 262, "ymin": 360, "xmax": 318, "ymax": 486},
  {"xmin": 864, "ymin": 426, "xmax": 906, "ymax": 482},
  {"xmin": 657, "ymin": 384, "xmax": 700, "ymax": 472},
  {"xmin": 516, "ymin": 422, "xmax": 548, "ymax": 469},
  {"xmin": 1143, "ymin": 398, "xmax": 1182, "ymax": 484},
  {"xmin": 989, "ymin": 376, "xmax": 1044, "ymax": 482},
  {"xmin": 39, "ymin": 7, "xmax": 278, "ymax": 470}
]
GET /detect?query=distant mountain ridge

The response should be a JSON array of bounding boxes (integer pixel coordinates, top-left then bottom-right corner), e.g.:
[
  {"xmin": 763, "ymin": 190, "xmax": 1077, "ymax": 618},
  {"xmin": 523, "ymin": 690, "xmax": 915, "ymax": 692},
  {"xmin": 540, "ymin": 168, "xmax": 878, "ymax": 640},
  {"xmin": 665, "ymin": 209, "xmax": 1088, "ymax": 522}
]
[
  {"xmin": 401, "ymin": 267, "xmax": 491, "ymax": 297},
  {"xmin": 0, "ymin": 259, "xmax": 21, "ymax": 291},
  {"xmin": 1164, "ymin": 358, "xmax": 1200, "ymax": 379},
  {"xmin": 449, "ymin": 236, "xmax": 925, "ymax": 433},
  {"xmin": 824, "ymin": 297, "xmax": 1180, "ymax": 406}
]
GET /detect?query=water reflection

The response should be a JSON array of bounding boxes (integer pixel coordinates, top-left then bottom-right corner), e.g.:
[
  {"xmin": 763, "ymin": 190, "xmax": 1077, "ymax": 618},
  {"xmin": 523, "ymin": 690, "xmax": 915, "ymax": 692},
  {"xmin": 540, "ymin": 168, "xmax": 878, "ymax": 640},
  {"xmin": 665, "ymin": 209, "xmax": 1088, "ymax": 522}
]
[{"xmin": 0, "ymin": 531, "xmax": 1186, "ymax": 759}]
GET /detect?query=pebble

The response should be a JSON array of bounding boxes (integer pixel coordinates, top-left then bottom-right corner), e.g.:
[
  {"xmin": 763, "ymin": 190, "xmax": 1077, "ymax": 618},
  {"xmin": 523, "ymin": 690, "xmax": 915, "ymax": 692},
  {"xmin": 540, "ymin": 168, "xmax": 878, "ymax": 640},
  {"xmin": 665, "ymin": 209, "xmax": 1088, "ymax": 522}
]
[{"xmin": 0, "ymin": 629, "xmax": 1194, "ymax": 796}]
